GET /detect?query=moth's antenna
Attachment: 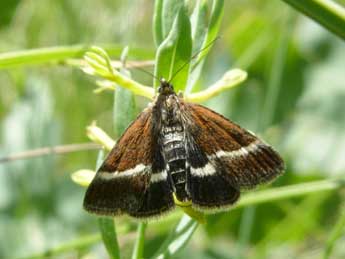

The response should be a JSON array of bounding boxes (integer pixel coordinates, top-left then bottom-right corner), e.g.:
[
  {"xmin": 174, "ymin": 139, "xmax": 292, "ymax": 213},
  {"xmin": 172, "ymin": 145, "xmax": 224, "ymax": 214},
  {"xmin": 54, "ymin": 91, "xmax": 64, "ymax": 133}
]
[
  {"xmin": 168, "ymin": 36, "xmax": 220, "ymax": 83},
  {"xmin": 134, "ymin": 66, "xmax": 161, "ymax": 83}
]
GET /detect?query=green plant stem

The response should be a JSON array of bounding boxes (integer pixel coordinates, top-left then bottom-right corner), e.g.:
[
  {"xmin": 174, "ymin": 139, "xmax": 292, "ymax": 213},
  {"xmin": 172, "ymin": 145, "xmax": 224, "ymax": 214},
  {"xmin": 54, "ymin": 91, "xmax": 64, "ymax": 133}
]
[
  {"xmin": 235, "ymin": 177, "xmax": 345, "ymax": 209},
  {"xmin": 132, "ymin": 223, "xmax": 148, "ymax": 259},
  {"xmin": 107, "ymin": 70, "xmax": 155, "ymax": 100},
  {"xmin": 0, "ymin": 45, "xmax": 154, "ymax": 69},
  {"xmin": 0, "ymin": 142, "xmax": 100, "ymax": 163},
  {"xmin": 185, "ymin": 69, "xmax": 247, "ymax": 103},
  {"xmin": 323, "ymin": 203, "xmax": 345, "ymax": 259},
  {"xmin": 282, "ymin": 0, "xmax": 345, "ymax": 40},
  {"xmin": 18, "ymin": 233, "xmax": 101, "ymax": 259}
]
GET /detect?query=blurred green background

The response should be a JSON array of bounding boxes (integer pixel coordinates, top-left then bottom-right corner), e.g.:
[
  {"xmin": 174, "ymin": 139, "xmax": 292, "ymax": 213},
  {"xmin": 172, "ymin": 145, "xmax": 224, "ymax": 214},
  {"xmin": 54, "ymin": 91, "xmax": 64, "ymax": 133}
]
[{"xmin": 1, "ymin": 0, "xmax": 345, "ymax": 258}]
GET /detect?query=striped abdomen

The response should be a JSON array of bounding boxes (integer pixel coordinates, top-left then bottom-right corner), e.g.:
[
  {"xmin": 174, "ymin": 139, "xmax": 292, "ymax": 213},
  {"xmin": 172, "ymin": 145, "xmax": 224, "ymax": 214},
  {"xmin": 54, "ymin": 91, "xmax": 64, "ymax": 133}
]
[{"xmin": 162, "ymin": 124, "xmax": 190, "ymax": 202}]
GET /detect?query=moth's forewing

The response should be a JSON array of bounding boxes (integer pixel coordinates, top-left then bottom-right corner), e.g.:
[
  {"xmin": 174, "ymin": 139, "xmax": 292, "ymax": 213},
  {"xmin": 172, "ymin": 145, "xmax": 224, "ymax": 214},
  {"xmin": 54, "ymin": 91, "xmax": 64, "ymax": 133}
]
[{"xmin": 83, "ymin": 108, "xmax": 174, "ymax": 218}]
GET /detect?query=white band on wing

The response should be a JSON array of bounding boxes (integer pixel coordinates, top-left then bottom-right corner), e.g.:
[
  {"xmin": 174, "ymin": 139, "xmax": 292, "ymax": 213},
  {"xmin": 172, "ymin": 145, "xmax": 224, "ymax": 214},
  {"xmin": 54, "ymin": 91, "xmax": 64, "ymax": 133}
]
[
  {"xmin": 190, "ymin": 140, "xmax": 261, "ymax": 177},
  {"xmin": 98, "ymin": 164, "xmax": 147, "ymax": 180},
  {"xmin": 209, "ymin": 140, "xmax": 261, "ymax": 160},
  {"xmin": 150, "ymin": 170, "xmax": 168, "ymax": 183}
]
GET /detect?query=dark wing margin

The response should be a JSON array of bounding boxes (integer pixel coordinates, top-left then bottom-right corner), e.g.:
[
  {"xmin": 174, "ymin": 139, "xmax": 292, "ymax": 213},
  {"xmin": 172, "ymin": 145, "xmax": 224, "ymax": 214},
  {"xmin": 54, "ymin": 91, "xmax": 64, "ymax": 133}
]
[
  {"xmin": 83, "ymin": 108, "xmax": 174, "ymax": 218},
  {"xmin": 182, "ymin": 102, "xmax": 284, "ymax": 210}
]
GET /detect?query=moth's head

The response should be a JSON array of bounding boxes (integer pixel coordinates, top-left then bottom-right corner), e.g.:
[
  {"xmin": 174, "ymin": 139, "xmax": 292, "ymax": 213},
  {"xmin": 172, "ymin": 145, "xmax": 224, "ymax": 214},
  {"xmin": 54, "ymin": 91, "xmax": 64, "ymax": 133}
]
[{"xmin": 158, "ymin": 78, "xmax": 175, "ymax": 95}]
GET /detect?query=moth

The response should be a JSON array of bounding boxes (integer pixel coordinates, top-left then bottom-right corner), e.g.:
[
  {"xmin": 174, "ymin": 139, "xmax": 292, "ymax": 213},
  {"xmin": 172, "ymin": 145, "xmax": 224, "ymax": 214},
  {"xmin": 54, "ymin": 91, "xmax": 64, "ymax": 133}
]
[{"xmin": 84, "ymin": 79, "xmax": 285, "ymax": 219}]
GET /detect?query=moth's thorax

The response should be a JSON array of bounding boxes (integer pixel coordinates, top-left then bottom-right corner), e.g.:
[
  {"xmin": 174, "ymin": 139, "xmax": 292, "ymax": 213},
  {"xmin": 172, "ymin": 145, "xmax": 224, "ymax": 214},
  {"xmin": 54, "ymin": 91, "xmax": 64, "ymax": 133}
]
[{"xmin": 160, "ymin": 94, "xmax": 182, "ymax": 125}]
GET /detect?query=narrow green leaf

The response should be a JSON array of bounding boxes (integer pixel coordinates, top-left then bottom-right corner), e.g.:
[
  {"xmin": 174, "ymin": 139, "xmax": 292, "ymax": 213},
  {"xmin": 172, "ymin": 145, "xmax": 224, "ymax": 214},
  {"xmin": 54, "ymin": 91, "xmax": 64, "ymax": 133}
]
[
  {"xmin": 131, "ymin": 223, "xmax": 148, "ymax": 259},
  {"xmin": 113, "ymin": 47, "xmax": 137, "ymax": 137},
  {"xmin": 187, "ymin": 0, "xmax": 224, "ymax": 93},
  {"xmin": 98, "ymin": 218, "xmax": 121, "ymax": 259},
  {"xmin": 190, "ymin": 0, "xmax": 208, "ymax": 54},
  {"xmin": 113, "ymin": 73, "xmax": 136, "ymax": 138},
  {"xmin": 153, "ymin": 0, "xmax": 164, "ymax": 46},
  {"xmin": 193, "ymin": 0, "xmax": 224, "ymax": 67},
  {"xmin": 155, "ymin": 7, "xmax": 192, "ymax": 92},
  {"xmin": 161, "ymin": 0, "xmax": 184, "ymax": 38},
  {"xmin": 282, "ymin": 0, "xmax": 345, "ymax": 40},
  {"xmin": 153, "ymin": 215, "xmax": 198, "ymax": 258},
  {"xmin": 0, "ymin": 45, "xmax": 89, "ymax": 69}
]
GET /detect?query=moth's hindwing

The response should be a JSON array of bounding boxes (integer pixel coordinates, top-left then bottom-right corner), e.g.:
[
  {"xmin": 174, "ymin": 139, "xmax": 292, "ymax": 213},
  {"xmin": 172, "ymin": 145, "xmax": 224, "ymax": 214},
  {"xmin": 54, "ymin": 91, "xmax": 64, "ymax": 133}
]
[
  {"xmin": 185, "ymin": 135, "xmax": 240, "ymax": 211},
  {"xmin": 129, "ymin": 146, "xmax": 175, "ymax": 218},
  {"xmin": 183, "ymin": 103, "xmax": 285, "ymax": 211}
]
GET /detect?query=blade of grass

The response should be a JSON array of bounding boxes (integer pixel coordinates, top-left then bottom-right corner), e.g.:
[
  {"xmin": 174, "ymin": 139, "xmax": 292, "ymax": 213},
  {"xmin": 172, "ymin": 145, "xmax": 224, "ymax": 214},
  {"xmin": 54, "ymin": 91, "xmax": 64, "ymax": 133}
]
[
  {"xmin": 131, "ymin": 223, "xmax": 148, "ymax": 259},
  {"xmin": 282, "ymin": 0, "xmax": 345, "ymax": 40},
  {"xmin": 98, "ymin": 218, "xmax": 121, "ymax": 259},
  {"xmin": 260, "ymin": 10, "xmax": 293, "ymax": 131},
  {"xmin": 153, "ymin": 215, "xmax": 198, "ymax": 259},
  {"xmin": 235, "ymin": 206, "xmax": 256, "ymax": 259},
  {"xmin": 17, "ymin": 233, "xmax": 101, "ymax": 259},
  {"xmin": 323, "ymin": 203, "xmax": 345, "ymax": 259}
]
